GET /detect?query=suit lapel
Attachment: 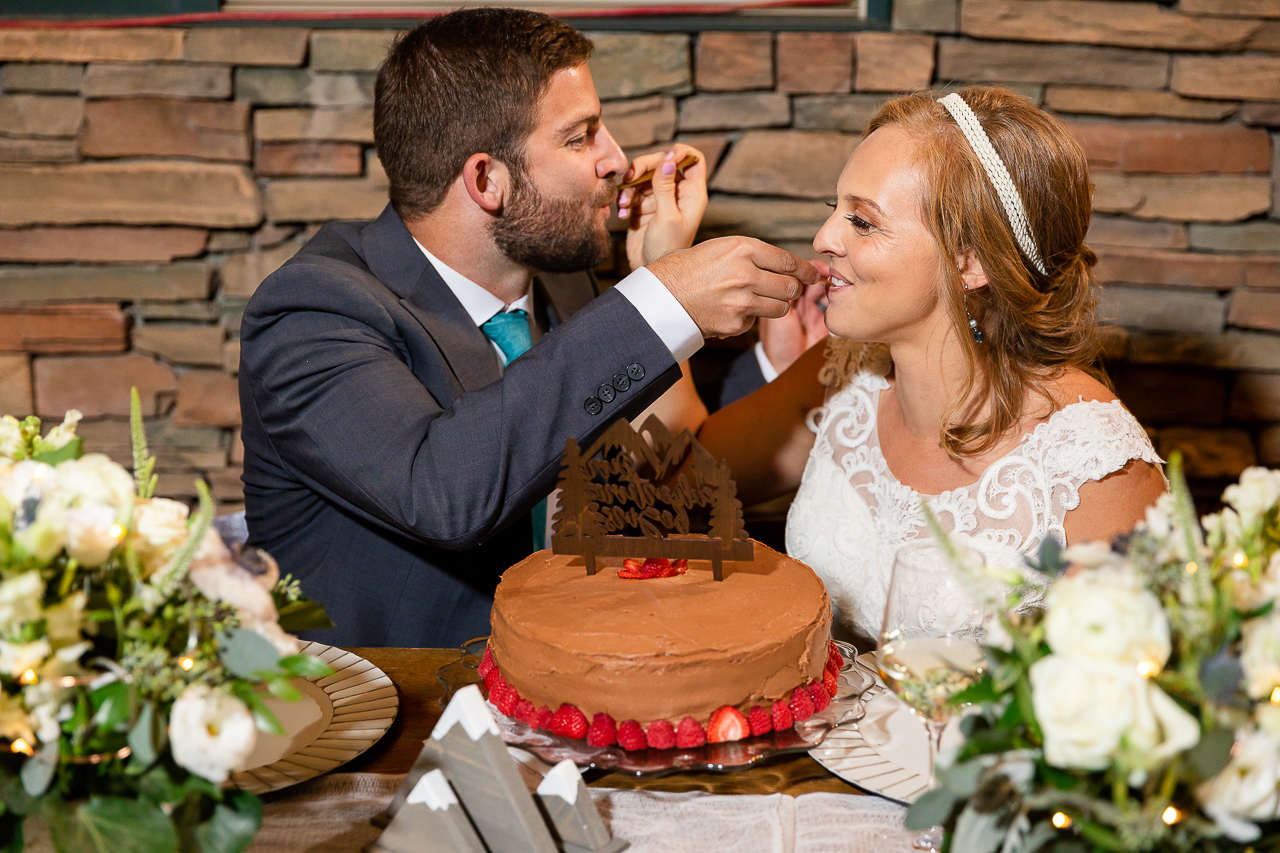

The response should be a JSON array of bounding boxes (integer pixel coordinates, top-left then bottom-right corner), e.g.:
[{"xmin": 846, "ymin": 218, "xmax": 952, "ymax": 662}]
[{"xmin": 360, "ymin": 205, "xmax": 501, "ymax": 392}]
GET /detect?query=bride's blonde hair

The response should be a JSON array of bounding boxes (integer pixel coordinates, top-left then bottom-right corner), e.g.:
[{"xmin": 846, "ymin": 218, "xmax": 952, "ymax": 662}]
[{"xmin": 865, "ymin": 85, "xmax": 1106, "ymax": 459}]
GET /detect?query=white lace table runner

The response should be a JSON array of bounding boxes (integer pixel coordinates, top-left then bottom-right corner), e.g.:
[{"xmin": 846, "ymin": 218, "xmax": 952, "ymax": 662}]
[{"xmin": 240, "ymin": 772, "xmax": 907, "ymax": 853}]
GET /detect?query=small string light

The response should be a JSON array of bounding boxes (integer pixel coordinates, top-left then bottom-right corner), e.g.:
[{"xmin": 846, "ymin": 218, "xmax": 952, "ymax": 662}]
[
  {"xmin": 1052, "ymin": 812, "xmax": 1072, "ymax": 830},
  {"xmin": 18, "ymin": 669, "xmax": 37, "ymax": 685},
  {"xmin": 108, "ymin": 524, "xmax": 124, "ymax": 540},
  {"xmin": 1162, "ymin": 806, "xmax": 1182, "ymax": 825},
  {"xmin": 1136, "ymin": 659, "xmax": 1159, "ymax": 679},
  {"xmin": 179, "ymin": 657, "xmax": 195, "ymax": 671},
  {"xmin": 10, "ymin": 738, "xmax": 32, "ymax": 756},
  {"xmin": 1232, "ymin": 552, "xmax": 1249, "ymax": 568},
  {"xmin": 1184, "ymin": 561, "xmax": 1198, "ymax": 574},
  {"xmin": 1271, "ymin": 686, "xmax": 1280, "ymax": 705}
]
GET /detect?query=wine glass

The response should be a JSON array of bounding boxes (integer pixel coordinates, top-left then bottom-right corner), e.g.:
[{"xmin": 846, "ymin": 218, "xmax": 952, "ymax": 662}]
[{"xmin": 874, "ymin": 540, "xmax": 988, "ymax": 852}]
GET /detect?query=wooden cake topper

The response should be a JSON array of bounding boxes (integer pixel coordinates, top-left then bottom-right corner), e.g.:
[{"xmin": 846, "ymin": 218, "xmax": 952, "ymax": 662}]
[{"xmin": 551, "ymin": 415, "xmax": 752, "ymax": 580}]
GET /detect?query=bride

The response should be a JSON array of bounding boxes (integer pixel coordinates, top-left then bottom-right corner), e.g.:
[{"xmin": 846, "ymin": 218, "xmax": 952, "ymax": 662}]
[{"xmin": 693, "ymin": 86, "xmax": 1167, "ymax": 643}]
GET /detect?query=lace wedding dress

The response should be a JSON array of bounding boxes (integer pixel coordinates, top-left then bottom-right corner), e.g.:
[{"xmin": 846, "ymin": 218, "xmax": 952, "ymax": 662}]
[{"xmin": 785, "ymin": 340, "xmax": 1163, "ymax": 641}]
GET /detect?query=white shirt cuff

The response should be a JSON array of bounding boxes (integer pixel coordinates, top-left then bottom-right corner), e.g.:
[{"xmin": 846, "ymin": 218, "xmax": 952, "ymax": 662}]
[
  {"xmin": 613, "ymin": 267, "xmax": 703, "ymax": 364},
  {"xmin": 753, "ymin": 340, "xmax": 780, "ymax": 383}
]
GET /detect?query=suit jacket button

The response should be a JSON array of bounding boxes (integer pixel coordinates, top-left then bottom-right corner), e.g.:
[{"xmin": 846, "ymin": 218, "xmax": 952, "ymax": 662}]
[
  {"xmin": 627, "ymin": 362, "xmax": 645, "ymax": 381},
  {"xmin": 584, "ymin": 396, "xmax": 603, "ymax": 415},
  {"xmin": 612, "ymin": 373, "xmax": 631, "ymax": 393},
  {"xmin": 598, "ymin": 384, "xmax": 616, "ymax": 403}
]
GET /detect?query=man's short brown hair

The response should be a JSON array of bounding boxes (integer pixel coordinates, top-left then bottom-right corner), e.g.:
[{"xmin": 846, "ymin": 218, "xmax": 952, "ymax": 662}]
[{"xmin": 374, "ymin": 9, "xmax": 594, "ymax": 220}]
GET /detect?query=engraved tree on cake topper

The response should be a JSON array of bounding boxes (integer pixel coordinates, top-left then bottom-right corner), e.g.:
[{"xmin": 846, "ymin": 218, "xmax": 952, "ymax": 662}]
[{"xmin": 551, "ymin": 415, "xmax": 751, "ymax": 580}]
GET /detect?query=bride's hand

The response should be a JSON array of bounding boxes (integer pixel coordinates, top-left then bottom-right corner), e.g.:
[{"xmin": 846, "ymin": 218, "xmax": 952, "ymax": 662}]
[{"xmin": 619, "ymin": 144, "xmax": 707, "ymax": 270}]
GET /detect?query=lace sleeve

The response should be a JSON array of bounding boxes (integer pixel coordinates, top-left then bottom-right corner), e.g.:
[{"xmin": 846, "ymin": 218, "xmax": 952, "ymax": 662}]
[{"xmin": 1034, "ymin": 400, "xmax": 1164, "ymax": 487}]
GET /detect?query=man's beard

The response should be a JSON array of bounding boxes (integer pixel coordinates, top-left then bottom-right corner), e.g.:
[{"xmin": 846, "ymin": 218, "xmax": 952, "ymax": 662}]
[{"xmin": 489, "ymin": 177, "xmax": 615, "ymax": 273}]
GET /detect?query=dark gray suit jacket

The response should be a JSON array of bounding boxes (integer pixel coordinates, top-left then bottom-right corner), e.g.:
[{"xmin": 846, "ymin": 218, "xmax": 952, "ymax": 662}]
[{"xmin": 238, "ymin": 204, "xmax": 681, "ymax": 648}]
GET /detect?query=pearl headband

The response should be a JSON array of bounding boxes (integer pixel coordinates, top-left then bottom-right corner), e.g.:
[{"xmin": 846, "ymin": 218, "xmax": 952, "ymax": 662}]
[{"xmin": 937, "ymin": 93, "xmax": 1048, "ymax": 276}]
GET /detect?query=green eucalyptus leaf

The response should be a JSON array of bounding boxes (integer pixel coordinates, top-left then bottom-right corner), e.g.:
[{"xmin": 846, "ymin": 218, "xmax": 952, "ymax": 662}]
[
  {"xmin": 20, "ymin": 741, "xmax": 57, "ymax": 798},
  {"xmin": 904, "ymin": 786, "xmax": 959, "ymax": 831},
  {"xmin": 127, "ymin": 702, "xmax": 157, "ymax": 769},
  {"xmin": 951, "ymin": 804, "xmax": 1008, "ymax": 853},
  {"xmin": 1188, "ymin": 725, "xmax": 1236, "ymax": 780},
  {"xmin": 1036, "ymin": 537, "xmax": 1063, "ymax": 577},
  {"xmin": 936, "ymin": 757, "xmax": 987, "ymax": 798},
  {"xmin": 218, "ymin": 628, "xmax": 280, "ymax": 679},
  {"xmin": 230, "ymin": 683, "xmax": 285, "ymax": 737},
  {"xmin": 1200, "ymin": 648, "xmax": 1245, "ymax": 706},
  {"xmin": 30, "ymin": 437, "xmax": 82, "ymax": 466},
  {"xmin": 278, "ymin": 653, "xmax": 332, "ymax": 679},
  {"xmin": 55, "ymin": 796, "xmax": 178, "ymax": 853},
  {"xmin": 275, "ymin": 600, "xmax": 335, "ymax": 633},
  {"xmin": 193, "ymin": 792, "xmax": 262, "ymax": 853},
  {"xmin": 90, "ymin": 680, "xmax": 131, "ymax": 732},
  {"xmin": 265, "ymin": 676, "xmax": 301, "ymax": 703}
]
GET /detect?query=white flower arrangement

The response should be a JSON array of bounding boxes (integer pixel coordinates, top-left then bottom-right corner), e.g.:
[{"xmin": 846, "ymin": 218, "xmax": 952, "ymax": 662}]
[
  {"xmin": 0, "ymin": 392, "xmax": 332, "ymax": 853},
  {"xmin": 910, "ymin": 456, "xmax": 1280, "ymax": 852}
]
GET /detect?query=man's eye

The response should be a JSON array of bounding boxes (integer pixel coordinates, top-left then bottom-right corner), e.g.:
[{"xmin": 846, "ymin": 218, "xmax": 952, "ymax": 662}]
[{"xmin": 568, "ymin": 135, "xmax": 587, "ymax": 146}]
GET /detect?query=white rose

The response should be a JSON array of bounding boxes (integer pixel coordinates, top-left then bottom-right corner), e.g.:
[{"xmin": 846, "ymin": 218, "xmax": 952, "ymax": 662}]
[
  {"xmin": 0, "ymin": 639, "xmax": 50, "ymax": 679},
  {"xmin": 1043, "ymin": 568, "xmax": 1170, "ymax": 667},
  {"xmin": 1224, "ymin": 467, "xmax": 1280, "ymax": 532},
  {"xmin": 11, "ymin": 502, "xmax": 66, "ymax": 564},
  {"xmin": 44, "ymin": 591, "xmax": 87, "ymax": 647},
  {"xmin": 0, "ymin": 416, "xmax": 21, "ymax": 461},
  {"xmin": 63, "ymin": 504, "xmax": 123, "ymax": 568},
  {"xmin": 40, "ymin": 410, "xmax": 81, "ymax": 451},
  {"xmin": 1, "ymin": 460, "xmax": 57, "ymax": 518},
  {"xmin": 190, "ymin": 552, "xmax": 277, "ymax": 627},
  {"xmin": 1061, "ymin": 541, "xmax": 1127, "ymax": 572},
  {"xmin": 1259, "ymin": 703, "xmax": 1280, "ymax": 741},
  {"xmin": 0, "ymin": 572, "xmax": 45, "ymax": 633},
  {"xmin": 130, "ymin": 497, "xmax": 190, "ymax": 577},
  {"xmin": 1204, "ymin": 507, "xmax": 1243, "ymax": 554},
  {"xmin": 1241, "ymin": 612, "xmax": 1280, "ymax": 699},
  {"xmin": 1030, "ymin": 656, "xmax": 1138, "ymax": 769},
  {"xmin": 169, "ymin": 685, "xmax": 257, "ymax": 785},
  {"xmin": 1197, "ymin": 727, "xmax": 1280, "ymax": 843},
  {"xmin": 52, "ymin": 454, "xmax": 135, "ymax": 512},
  {"xmin": 1231, "ymin": 550, "xmax": 1280, "ymax": 613},
  {"xmin": 1140, "ymin": 494, "xmax": 1175, "ymax": 540},
  {"xmin": 1116, "ymin": 676, "xmax": 1200, "ymax": 776}
]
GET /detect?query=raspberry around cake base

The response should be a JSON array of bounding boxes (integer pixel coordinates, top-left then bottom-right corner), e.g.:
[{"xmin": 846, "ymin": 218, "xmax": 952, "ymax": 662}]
[{"xmin": 488, "ymin": 540, "xmax": 832, "ymax": 729}]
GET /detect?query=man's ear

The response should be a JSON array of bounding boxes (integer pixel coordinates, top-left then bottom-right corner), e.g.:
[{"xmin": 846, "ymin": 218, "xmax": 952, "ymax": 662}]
[
  {"xmin": 461, "ymin": 153, "xmax": 509, "ymax": 213},
  {"xmin": 955, "ymin": 249, "xmax": 989, "ymax": 292}
]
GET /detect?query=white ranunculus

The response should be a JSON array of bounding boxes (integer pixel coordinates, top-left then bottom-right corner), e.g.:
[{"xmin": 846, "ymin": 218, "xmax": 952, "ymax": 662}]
[
  {"xmin": 63, "ymin": 504, "xmax": 123, "ymax": 568},
  {"xmin": 1043, "ymin": 567, "xmax": 1171, "ymax": 667},
  {"xmin": 1231, "ymin": 550, "xmax": 1280, "ymax": 613},
  {"xmin": 0, "ymin": 638, "xmax": 50, "ymax": 679},
  {"xmin": 40, "ymin": 410, "xmax": 81, "ymax": 451},
  {"xmin": 130, "ymin": 497, "xmax": 191, "ymax": 577},
  {"xmin": 169, "ymin": 685, "xmax": 257, "ymax": 785},
  {"xmin": 1197, "ymin": 727, "xmax": 1280, "ymax": 843},
  {"xmin": 1224, "ymin": 467, "xmax": 1280, "ymax": 533},
  {"xmin": 0, "ymin": 571, "xmax": 46, "ymax": 633},
  {"xmin": 1030, "ymin": 656, "xmax": 1138, "ymax": 769},
  {"xmin": 0, "ymin": 416, "xmax": 21, "ymax": 461},
  {"xmin": 53, "ymin": 454, "xmax": 135, "ymax": 512},
  {"xmin": 0, "ymin": 692, "xmax": 33, "ymax": 745},
  {"xmin": 1241, "ymin": 612, "xmax": 1280, "ymax": 699},
  {"xmin": 1117, "ymin": 675, "xmax": 1200, "ymax": 777}
]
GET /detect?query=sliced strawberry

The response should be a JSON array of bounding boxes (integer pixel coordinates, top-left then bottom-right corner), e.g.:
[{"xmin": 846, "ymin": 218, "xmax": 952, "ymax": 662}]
[
  {"xmin": 483, "ymin": 668, "xmax": 504, "ymax": 694},
  {"xmin": 827, "ymin": 641, "xmax": 844, "ymax": 671},
  {"xmin": 478, "ymin": 645, "xmax": 496, "ymax": 680},
  {"xmin": 534, "ymin": 706, "xmax": 554, "ymax": 731},
  {"xmin": 513, "ymin": 699, "xmax": 539, "ymax": 726},
  {"xmin": 624, "ymin": 558, "xmax": 644, "ymax": 570},
  {"xmin": 671, "ymin": 558, "xmax": 688, "ymax": 573},
  {"xmin": 771, "ymin": 699, "xmax": 793, "ymax": 731},
  {"xmin": 617, "ymin": 557, "xmax": 689, "ymax": 580},
  {"xmin": 675, "ymin": 717, "xmax": 706, "ymax": 748},
  {"xmin": 645, "ymin": 720, "xmax": 677, "ymax": 749},
  {"xmin": 823, "ymin": 668, "xmax": 839, "ymax": 698},
  {"xmin": 747, "ymin": 706, "xmax": 772, "ymax": 737},
  {"xmin": 808, "ymin": 681, "xmax": 831, "ymax": 713},
  {"xmin": 706, "ymin": 706, "xmax": 750, "ymax": 743},
  {"xmin": 789, "ymin": 686, "xmax": 815, "ymax": 722},
  {"xmin": 491, "ymin": 682, "xmax": 519, "ymax": 715},
  {"xmin": 587, "ymin": 713, "xmax": 617, "ymax": 747},
  {"xmin": 549, "ymin": 704, "xmax": 588, "ymax": 739},
  {"xmin": 616, "ymin": 720, "xmax": 647, "ymax": 750}
]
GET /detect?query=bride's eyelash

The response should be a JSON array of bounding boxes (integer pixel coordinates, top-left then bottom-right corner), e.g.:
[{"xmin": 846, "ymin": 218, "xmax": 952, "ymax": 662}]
[{"xmin": 846, "ymin": 214, "xmax": 873, "ymax": 233}]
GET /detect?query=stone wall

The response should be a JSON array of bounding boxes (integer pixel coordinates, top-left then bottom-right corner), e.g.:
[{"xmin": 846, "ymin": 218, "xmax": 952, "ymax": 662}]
[{"xmin": 0, "ymin": 0, "xmax": 1278, "ymax": 511}]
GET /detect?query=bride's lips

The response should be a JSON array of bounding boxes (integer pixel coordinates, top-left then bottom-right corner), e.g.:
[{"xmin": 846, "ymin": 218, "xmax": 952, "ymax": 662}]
[{"xmin": 825, "ymin": 271, "xmax": 854, "ymax": 290}]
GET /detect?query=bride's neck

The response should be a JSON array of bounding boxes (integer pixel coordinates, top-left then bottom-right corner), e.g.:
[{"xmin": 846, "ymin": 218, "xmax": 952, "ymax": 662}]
[{"xmin": 885, "ymin": 335, "xmax": 989, "ymax": 442}]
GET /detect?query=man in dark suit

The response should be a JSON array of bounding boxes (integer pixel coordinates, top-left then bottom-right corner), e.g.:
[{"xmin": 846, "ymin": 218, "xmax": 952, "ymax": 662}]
[{"xmin": 239, "ymin": 9, "xmax": 817, "ymax": 648}]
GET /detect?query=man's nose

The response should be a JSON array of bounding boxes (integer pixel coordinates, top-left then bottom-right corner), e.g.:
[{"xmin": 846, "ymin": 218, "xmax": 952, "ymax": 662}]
[{"xmin": 596, "ymin": 124, "xmax": 628, "ymax": 179}]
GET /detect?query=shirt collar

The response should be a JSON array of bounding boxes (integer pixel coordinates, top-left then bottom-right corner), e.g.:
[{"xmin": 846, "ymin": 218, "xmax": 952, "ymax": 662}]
[{"xmin": 412, "ymin": 238, "xmax": 531, "ymax": 325}]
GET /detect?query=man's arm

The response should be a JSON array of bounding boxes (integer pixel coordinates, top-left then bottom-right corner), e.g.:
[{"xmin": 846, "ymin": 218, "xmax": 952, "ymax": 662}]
[{"xmin": 241, "ymin": 264, "xmax": 680, "ymax": 551}]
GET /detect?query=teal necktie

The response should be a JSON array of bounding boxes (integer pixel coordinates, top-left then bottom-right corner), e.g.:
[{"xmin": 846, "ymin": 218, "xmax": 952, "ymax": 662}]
[{"xmin": 480, "ymin": 309, "xmax": 547, "ymax": 551}]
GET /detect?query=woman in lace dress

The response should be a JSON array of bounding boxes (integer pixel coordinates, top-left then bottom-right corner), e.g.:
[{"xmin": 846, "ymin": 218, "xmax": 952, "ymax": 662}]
[{"xmin": 696, "ymin": 86, "xmax": 1167, "ymax": 642}]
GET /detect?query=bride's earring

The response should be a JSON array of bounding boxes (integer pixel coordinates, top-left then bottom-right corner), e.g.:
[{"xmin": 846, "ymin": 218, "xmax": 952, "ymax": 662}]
[{"xmin": 963, "ymin": 285, "xmax": 984, "ymax": 344}]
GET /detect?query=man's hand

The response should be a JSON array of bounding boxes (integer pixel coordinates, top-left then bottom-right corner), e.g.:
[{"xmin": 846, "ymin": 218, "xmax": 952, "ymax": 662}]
[
  {"xmin": 619, "ymin": 144, "xmax": 707, "ymax": 270},
  {"xmin": 759, "ymin": 259, "xmax": 831, "ymax": 374},
  {"xmin": 647, "ymin": 237, "xmax": 819, "ymax": 339}
]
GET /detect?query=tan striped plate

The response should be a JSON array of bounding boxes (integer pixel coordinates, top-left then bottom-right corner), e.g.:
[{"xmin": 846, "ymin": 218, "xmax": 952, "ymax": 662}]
[{"xmin": 229, "ymin": 641, "xmax": 399, "ymax": 795}]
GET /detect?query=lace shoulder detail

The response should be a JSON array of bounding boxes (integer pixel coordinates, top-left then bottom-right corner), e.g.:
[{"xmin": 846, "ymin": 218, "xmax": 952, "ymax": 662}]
[
  {"xmin": 818, "ymin": 339, "xmax": 890, "ymax": 390},
  {"xmin": 1018, "ymin": 399, "xmax": 1163, "ymax": 487}
]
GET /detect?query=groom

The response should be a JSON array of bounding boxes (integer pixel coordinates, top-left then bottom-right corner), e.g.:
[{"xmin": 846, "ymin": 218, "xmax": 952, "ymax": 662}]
[{"xmin": 237, "ymin": 8, "xmax": 817, "ymax": 648}]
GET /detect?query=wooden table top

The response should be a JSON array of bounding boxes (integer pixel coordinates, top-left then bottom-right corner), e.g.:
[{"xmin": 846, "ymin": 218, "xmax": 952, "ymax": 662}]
[{"xmin": 340, "ymin": 647, "xmax": 863, "ymax": 796}]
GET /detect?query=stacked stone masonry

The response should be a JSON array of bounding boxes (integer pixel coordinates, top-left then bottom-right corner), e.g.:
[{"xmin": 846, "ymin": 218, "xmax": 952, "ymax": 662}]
[{"xmin": 0, "ymin": 2, "xmax": 1278, "ymax": 510}]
